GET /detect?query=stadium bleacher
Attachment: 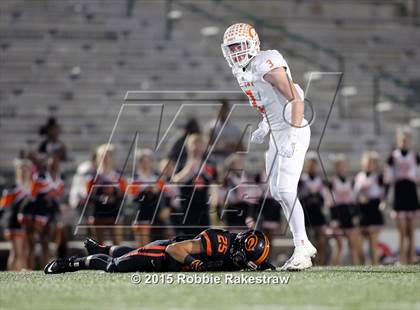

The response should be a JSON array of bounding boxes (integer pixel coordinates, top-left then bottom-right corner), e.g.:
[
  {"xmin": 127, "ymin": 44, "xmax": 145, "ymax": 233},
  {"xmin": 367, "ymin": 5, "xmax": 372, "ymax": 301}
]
[{"xmin": 1, "ymin": 0, "xmax": 419, "ymax": 182}]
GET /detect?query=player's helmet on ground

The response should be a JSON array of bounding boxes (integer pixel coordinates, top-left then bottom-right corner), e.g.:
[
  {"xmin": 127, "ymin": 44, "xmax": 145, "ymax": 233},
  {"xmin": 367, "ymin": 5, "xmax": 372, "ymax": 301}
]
[
  {"xmin": 221, "ymin": 23, "xmax": 260, "ymax": 69},
  {"xmin": 230, "ymin": 230, "xmax": 270, "ymax": 270}
]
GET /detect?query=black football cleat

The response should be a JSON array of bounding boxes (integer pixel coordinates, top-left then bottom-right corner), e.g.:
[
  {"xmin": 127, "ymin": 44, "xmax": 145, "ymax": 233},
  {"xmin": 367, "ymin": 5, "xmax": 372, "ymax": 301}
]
[
  {"xmin": 44, "ymin": 258, "xmax": 71, "ymax": 274},
  {"xmin": 84, "ymin": 238, "xmax": 108, "ymax": 255},
  {"xmin": 44, "ymin": 256, "xmax": 81, "ymax": 274}
]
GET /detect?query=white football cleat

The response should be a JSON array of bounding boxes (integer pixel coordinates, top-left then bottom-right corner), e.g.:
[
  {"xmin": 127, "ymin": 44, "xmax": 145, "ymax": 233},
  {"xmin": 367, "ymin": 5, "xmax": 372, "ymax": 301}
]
[{"xmin": 280, "ymin": 240, "xmax": 317, "ymax": 271}]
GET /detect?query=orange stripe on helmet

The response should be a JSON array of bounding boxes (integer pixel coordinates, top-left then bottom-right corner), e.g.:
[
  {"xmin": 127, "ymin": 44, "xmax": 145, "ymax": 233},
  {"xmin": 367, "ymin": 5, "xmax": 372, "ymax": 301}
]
[
  {"xmin": 248, "ymin": 26, "xmax": 255, "ymax": 38},
  {"xmin": 254, "ymin": 234, "xmax": 270, "ymax": 265}
]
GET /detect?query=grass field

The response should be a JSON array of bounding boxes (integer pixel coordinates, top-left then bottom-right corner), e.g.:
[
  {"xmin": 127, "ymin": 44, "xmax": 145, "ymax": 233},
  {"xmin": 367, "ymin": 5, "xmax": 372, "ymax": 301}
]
[{"xmin": 1, "ymin": 266, "xmax": 419, "ymax": 310}]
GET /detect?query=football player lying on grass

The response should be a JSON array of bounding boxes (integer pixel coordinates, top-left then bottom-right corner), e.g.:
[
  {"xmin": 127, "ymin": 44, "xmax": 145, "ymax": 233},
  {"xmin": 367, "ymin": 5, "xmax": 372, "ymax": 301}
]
[{"xmin": 44, "ymin": 228, "xmax": 274, "ymax": 273}]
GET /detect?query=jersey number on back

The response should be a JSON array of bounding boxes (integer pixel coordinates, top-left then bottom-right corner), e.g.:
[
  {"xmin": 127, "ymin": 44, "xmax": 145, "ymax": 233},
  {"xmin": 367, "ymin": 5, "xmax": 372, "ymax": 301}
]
[{"xmin": 217, "ymin": 235, "xmax": 228, "ymax": 254}]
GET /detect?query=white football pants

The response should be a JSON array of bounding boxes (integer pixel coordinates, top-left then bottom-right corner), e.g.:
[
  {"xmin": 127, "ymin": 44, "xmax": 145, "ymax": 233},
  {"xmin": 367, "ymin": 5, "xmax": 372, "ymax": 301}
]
[{"xmin": 265, "ymin": 122, "xmax": 311, "ymax": 247}]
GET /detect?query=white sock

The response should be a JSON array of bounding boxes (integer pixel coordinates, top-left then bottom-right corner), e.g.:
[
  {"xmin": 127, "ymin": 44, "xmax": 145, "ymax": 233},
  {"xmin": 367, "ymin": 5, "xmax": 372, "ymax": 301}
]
[{"xmin": 278, "ymin": 191, "xmax": 309, "ymax": 247}]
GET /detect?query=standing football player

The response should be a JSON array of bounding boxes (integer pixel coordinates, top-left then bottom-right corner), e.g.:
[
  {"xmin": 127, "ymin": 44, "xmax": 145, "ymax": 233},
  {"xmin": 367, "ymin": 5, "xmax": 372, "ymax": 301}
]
[{"xmin": 221, "ymin": 23, "xmax": 316, "ymax": 270}]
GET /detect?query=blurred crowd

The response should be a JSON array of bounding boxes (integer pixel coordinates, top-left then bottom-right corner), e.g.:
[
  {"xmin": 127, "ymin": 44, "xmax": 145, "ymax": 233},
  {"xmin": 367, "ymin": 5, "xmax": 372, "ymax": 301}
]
[{"xmin": 1, "ymin": 103, "xmax": 419, "ymax": 271}]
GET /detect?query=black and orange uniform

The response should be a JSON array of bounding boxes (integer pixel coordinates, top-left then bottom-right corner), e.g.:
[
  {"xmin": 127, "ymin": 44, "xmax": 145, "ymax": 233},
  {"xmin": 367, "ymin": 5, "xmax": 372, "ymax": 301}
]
[
  {"xmin": 85, "ymin": 171, "xmax": 127, "ymax": 225},
  {"xmin": 176, "ymin": 164, "xmax": 216, "ymax": 235},
  {"xmin": 385, "ymin": 148, "xmax": 420, "ymax": 216},
  {"xmin": 299, "ymin": 172, "xmax": 328, "ymax": 228},
  {"xmin": 354, "ymin": 171, "xmax": 385, "ymax": 227},
  {"xmin": 73, "ymin": 229, "xmax": 242, "ymax": 272},
  {"xmin": 45, "ymin": 228, "xmax": 273, "ymax": 273},
  {"xmin": 188, "ymin": 228, "xmax": 240, "ymax": 271},
  {"xmin": 105, "ymin": 229, "xmax": 241, "ymax": 272},
  {"xmin": 19, "ymin": 171, "xmax": 64, "ymax": 227},
  {"xmin": 0, "ymin": 184, "xmax": 30, "ymax": 239}
]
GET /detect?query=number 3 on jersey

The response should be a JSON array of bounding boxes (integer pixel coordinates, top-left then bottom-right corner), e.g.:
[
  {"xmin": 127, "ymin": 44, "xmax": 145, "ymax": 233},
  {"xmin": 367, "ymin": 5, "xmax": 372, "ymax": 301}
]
[{"xmin": 245, "ymin": 90, "xmax": 265, "ymax": 114}]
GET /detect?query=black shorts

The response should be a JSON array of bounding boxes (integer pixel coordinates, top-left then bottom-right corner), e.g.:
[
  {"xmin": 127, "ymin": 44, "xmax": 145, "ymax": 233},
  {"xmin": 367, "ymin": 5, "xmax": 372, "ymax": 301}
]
[
  {"xmin": 260, "ymin": 198, "xmax": 282, "ymax": 222},
  {"xmin": 92, "ymin": 203, "xmax": 121, "ymax": 220},
  {"xmin": 20, "ymin": 196, "xmax": 53, "ymax": 226},
  {"xmin": 134, "ymin": 190, "xmax": 161, "ymax": 223},
  {"xmin": 359, "ymin": 199, "xmax": 384, "ymax": 226},
  {"xmin": 222, "ymin": 202, "xmax": 252, "ymax": 227},
  {"xmin": 302, "ymin": 194, "xmax": 326, "ymax": 227},
  {"xmin": 1, "ymin": 204, "xmax": 22, "ymax": 231},
  {"xmin": 394, "ymin": 180, "xmax": 420, "ymax": 212},
  {"xmin": 330, "ymin": 204, "xmax": 359, "ymax": 229},
  {"xmin": 176, "ymin": 206, "xmax": 210, "ymax": 236}
]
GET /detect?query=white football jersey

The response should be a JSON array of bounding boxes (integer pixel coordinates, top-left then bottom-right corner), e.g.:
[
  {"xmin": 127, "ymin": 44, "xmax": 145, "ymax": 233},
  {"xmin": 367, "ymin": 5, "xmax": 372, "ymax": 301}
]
[{"xmin": 233, "ymin": 50, "xmax": 306, "ymax": 131}]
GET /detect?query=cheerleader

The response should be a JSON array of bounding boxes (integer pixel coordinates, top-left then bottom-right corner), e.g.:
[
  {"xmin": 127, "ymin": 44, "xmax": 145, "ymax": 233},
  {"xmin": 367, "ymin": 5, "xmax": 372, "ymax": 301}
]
[
  {"xmin": 130, "ymin": 149, "xmax": 161, "ymax": 247},
  {"xmin": 0, "ymin": 159, "xmax": 32, "ymax": 270},
  {"xmin": 19, "ymin": 154, "xmax": 64, "ymax": 268},
  {"xmin": 384, "ymin": 128, "xmax": 419, "ymax": 264},
  {"xmin": 86, "ymin": 144, "xmax": 126, "ymax": 245},
  {"xmin": 172, "ymin": 134, "xmax": 216, "ymax": 236},
  {"xmin": 354, "ymin": 151, "xmax": 385, "ymax": 265},
  {"xmin": 218, "ymin": 154, "xmax": 259, "ymax": 233},
  {"xmin": 156, "ymin": 158, "xmax": 177, "ymax": 239},
  {"xmin": 299, "ymin": 156, "xmax": 329, "ymax": 265},
  {"xmin": 328, "ymin": 155, "xmax": 361, "ymax": 265}
]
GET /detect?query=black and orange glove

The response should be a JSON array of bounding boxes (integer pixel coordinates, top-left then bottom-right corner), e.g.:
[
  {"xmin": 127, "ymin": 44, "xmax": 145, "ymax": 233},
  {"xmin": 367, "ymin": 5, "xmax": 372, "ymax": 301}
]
[
  {"xmin": 185, "ymin": 256, "xmax": 224, "ymax": 271},
  {"xmin": 191, "ymin": 259, "xmax": 224, "ymax": 271},
  {"xmin": 190, "ymin": 259, "xmax": 204, "ymax": 271}
]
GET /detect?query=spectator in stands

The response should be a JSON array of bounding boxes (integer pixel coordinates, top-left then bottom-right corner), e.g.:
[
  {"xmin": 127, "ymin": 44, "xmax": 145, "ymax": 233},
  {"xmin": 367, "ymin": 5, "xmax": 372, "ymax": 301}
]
[
  {"xmin": 328, "ymin": 155, "xmax": 361, "ymax": 265},
  {"xmin": 0, "ymin": 159, "xmax": 32, "ymax": 271},
  {"xmin": 86, "ymin": 144, "xmax": 126, "ymax": 245},
  {"xmin": 172, "ymin": 134, "xmax": 216, "ymax": 236},
  {"xmin": 204, "ymin": 100, "xmax": 243, "ymax": 163},
  {"xmin": 130, "ymin": 149, "xmax": 161, "ymax": 247},
  {"xmin": 384, "ymin": 128, "xmax": 420, "ymax": 264},
  {"xmin": 168, "ymin": 118, "xmax": 200, "ymax": 172},
  {"xmin": 38, "ymin": 117, "xmax": 67, "ymax": 161},
  {"xmin": 299, "ymin": 156, "xmax": 329, "ymax": 265},
  {"xmin": 354, "ymin": 151, "xmax": 385, "ymax": 265}
]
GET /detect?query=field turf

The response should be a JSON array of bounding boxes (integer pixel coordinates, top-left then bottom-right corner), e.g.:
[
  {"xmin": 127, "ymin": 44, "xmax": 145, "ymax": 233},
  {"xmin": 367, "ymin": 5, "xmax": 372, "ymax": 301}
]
[{"xmin": 1, "ymin": 266, "xmax": 419, "ymax": 310}]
